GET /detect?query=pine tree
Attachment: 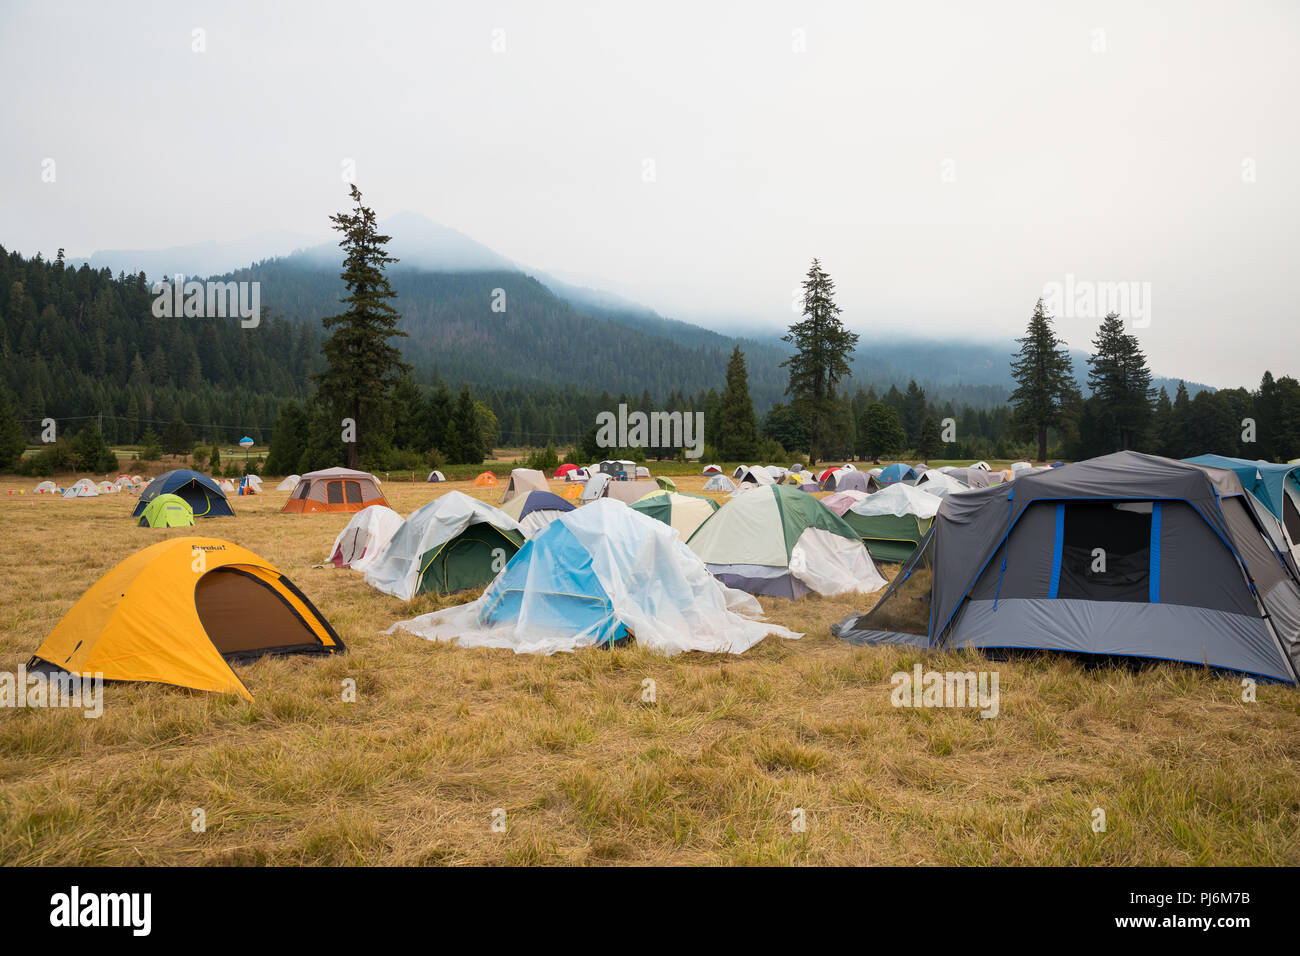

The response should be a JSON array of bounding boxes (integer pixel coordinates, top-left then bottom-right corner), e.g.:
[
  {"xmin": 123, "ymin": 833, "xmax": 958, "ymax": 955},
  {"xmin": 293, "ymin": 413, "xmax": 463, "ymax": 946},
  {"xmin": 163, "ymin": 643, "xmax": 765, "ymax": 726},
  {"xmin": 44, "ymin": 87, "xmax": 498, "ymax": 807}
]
[
  {"xmin": 717, "ymin": 346, "xmax": 759, "ymax": 461},
  {"xmin": 858, "ymin": 402, "xmax": 907, "ymax": 461},
  {"xmin": 781, "ymin": 259, "xmax": 859, "ymax": 465},
  {"xmin": 1086, "ymin": 312, "xmax": 1155, "ymax": 451},
  {"xmin": 451, "ymin": 387, "xmax": 483, "ymax": 464},
  {"xmin": 265, "ymin": 400, "xmax": 308, "ymax": 475},
  {"xmin": 1009, "ymin": 299, "xmax": 1077, "ymax": 462},
  {"xmin": 916, "ymin": 418, "xmax": 943, "ymax": 460},
  {"xmin": 161, "ymin": 417, "xmax": 194, "ymax": 457},
  {"xmin": 315, "ymin": 185, "xmax": 410, "ymax": 469}
]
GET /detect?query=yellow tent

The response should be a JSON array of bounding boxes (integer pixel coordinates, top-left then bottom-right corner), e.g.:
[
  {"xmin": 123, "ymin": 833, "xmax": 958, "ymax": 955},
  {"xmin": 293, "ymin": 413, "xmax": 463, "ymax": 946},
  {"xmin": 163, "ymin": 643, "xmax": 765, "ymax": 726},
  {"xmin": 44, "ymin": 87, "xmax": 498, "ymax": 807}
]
[{"xmin": 29, "ymin": 537, "xmax": 344, "ymax": 700}]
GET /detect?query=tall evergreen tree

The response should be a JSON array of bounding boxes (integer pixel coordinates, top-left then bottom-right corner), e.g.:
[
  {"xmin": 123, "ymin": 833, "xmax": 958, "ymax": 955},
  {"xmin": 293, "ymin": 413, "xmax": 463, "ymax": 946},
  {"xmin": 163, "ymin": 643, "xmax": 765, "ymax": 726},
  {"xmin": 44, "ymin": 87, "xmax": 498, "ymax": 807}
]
[
  {"xmin": 1008, "ymin": 299, "xmax": 1076, "ymax": 462},
  {"xmin": 315, "ymin": 185, "xmax": 409, "ymax": 468},
  {"xmin": 717, "ymin": 346, "xmax": 759, "ymax": 461},
  {"xmin": 916, "ymin": 418, "xmax": 943, "ymax": 460},
  {"xmin": 264, "ymin": 400, "xmax": 308, "ymax": 475},
  {"xmin": 858, "ymin": 402, "xmax": 907, "ymax": 460},
  {"xmin": 781, "ymin": 259, "xmax": 859, "ymax": 464},
  {"xmin": 1086, "ymin": 312, "xmax": 1155, "ymax": 451}
]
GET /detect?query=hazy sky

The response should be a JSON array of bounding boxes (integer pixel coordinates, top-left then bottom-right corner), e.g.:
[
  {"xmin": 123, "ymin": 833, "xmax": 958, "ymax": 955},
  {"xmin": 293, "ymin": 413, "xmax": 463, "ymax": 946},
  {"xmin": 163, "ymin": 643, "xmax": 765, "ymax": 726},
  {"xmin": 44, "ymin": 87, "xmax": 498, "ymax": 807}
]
[{"xmin": 2, "ymin": 0, "xmax": 1296, "ymax": 387}]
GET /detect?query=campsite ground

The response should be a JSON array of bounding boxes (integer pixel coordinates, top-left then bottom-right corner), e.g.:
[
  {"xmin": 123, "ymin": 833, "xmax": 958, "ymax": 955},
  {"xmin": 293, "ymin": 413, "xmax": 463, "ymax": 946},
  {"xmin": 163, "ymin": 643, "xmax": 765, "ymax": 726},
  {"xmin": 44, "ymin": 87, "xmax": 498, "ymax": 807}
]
[{"xmin": 2, "ymin": 473, "xmax": 1299, "ymax": 866}]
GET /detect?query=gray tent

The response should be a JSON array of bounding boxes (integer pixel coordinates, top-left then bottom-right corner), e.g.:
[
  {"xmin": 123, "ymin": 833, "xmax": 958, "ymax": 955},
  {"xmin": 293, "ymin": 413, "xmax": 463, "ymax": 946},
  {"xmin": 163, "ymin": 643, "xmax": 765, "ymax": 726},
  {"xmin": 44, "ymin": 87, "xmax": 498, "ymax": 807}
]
[
  {"xmin": 833, "ymin": 451, "xmax": 1300, "ymax": 683},
  {"xmin": 822, "ymin": 469, "xmax": 874, "ymax": 493}
]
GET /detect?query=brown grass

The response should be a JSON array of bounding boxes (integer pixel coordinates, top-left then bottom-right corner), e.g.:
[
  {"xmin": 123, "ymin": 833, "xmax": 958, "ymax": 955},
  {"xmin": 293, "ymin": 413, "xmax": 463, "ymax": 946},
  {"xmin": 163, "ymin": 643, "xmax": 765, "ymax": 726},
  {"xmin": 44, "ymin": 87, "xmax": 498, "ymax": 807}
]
[{"xmin": 1, "ymin": 473, "xmax": 1299, "ymax": 865}]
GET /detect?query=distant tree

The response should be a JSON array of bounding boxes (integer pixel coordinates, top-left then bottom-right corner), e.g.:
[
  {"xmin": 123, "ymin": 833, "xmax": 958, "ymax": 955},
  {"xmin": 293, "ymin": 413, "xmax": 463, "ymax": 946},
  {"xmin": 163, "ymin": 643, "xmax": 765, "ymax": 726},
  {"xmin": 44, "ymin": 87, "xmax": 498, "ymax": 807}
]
[
  {"xmin": 761, "ymin": 402, "xmax": 809, "ymax": 457},
  {"xmin": 265, "ymin": 400, "xmax": 308, "ymax": 475},
  {"xmin": 0, "ymin": 389, "xmax": 26, "ymax": 470},
  {"xmin": 72, "ymin": 422, "xmax": 117, "ymax": 472},
  {"xmin": 717, "ymin": 347, "xmax": 759, "ymax": 461},
  {"xmin": 781, "ymin": 259, "xmax": 859, "ymax": 464},
  {"xmin": 161, "ymin": 417, "xmax": 194, "ymax": 457},
  {"xmin": 138, "ymin": 427, "xmax": 163, "ymax": 462},
  {"xmin": 858, "ymin": 402, "xmax": 908, "ymax": 460},
  {"xmin": 1009, "ymin": 299, "xmax": 1077, "ymax": 462},
  {"xmin": 916, "ymin": 418, "xmax": 944, "ymax": 460},
  {"xmin": 209, "ymin": 443, "xmax": 221, "ymax": 472},
  {"xmin": 1087, "ymin": 312, "xmax": 1155, "ymax": 451},
  {"xmin": 451, "ymin": 387, "xmax": 484, "ymax": 464},
  {"xmin": 900, "ymin": 380, "xmax": 927, "ymax": 446},
  {"xmin": 315, "ymin": 185, "xmax": 409, "ymax": 469}
]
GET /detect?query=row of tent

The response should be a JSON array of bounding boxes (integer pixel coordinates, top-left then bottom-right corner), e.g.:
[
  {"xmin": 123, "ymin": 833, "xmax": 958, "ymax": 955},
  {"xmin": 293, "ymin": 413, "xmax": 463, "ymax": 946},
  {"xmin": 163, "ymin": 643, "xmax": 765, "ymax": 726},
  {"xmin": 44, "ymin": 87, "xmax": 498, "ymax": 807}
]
[{"xmin": 30, "ymin": 451, "xmax": 1300, "ymax": 703}]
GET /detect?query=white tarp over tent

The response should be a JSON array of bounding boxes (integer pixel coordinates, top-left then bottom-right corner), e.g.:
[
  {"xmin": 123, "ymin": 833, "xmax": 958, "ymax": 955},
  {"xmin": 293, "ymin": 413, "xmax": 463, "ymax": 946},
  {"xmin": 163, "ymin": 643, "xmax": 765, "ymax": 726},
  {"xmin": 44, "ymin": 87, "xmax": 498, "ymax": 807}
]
[
  {"xmin": 364, "ymin": 491, "xmax": 522, "ymax": 600},
  {"xmin": 387, "ymin": 500, "xmax": 801, "ymax": 656},
  {"xmin": 914, "ymin": 470, "xmax": 966, "ymax": 498},
  {"xmin": 847, "ymin": 483, "xmax": 942, "ymax": 520},
  {"xmin": 702, "ymin": 474, "xmax": 737, "ymax": 493},
  {"xmin": 328, "ymin": 504, "xmax": 404, "ymax": 571}
]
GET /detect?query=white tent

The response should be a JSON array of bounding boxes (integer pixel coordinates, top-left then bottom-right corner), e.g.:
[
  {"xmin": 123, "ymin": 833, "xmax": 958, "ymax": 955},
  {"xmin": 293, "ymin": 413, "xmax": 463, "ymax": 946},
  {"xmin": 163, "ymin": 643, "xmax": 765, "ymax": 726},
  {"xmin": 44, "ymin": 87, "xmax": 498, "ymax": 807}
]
[
  {"xmin": 634, "ymin": 466, "xmax": 651, "ymax": 479},
  {"xmin": 386, "ymin": 500, "xmax": 801, "ymax": 656},
  {"xmin": 276, "ymin": 474, "xmax": 301, "ymax": 492},
  {"xmin": 243, "ymin": 474, "xmax": 264, "ymax": 487},
  {"xmin": 701, "ymin": 464, "xmax": 723, "ymax": 476},
  {"xmin": 1009, "ymin": 461, "xmax": 1033, "ymax": 472},
  {"xmin": 733, "ymin": 465, "xmax": 776, "ymax": 486},
  {"xmin": 63, "ymin": 479, "xmax": 98, "ymax": 498},
  {"xmin": 580, "ymin": 472, "xmax": 613, "ymax": 503},
  {"xmin": 364, "ymin": 491, "xmax": 522, "ymax": 601},
  {"xmin": 971, "ymin": 461, "xmax": 992, "ymax": 471},
  {"xmin": 565, "ymin": 467, "xmax": 591, "ymax": 482},
  {"xmin": 96, "ymin": 481, "xmax": 116, "ymax": 493},
  {"xmin": 327, "ymin": 504, "xmax": 404, "ymax": 571},
  {"xmin": 702, "ymin": 474, "xmax": 738, "ymax": 493},
  {"xmin": 426, "ymin": 470, "xmax": 447, "ymax": 482},
  {"xmin": 34, "ymin": 481, "xmax": 57, "ymax": 494},
  {"xmin": 217, "ymin": 478, "xmax": 235, "ymax": 492}
]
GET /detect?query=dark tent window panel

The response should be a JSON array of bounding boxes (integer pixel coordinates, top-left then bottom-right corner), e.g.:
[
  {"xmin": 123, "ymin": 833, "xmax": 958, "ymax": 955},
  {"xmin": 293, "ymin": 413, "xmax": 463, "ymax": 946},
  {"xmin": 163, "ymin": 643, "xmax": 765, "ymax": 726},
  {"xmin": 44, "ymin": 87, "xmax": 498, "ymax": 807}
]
[{"xmin": 1057, "ymin": 502, "xmax": 1152, "ymax": 603}]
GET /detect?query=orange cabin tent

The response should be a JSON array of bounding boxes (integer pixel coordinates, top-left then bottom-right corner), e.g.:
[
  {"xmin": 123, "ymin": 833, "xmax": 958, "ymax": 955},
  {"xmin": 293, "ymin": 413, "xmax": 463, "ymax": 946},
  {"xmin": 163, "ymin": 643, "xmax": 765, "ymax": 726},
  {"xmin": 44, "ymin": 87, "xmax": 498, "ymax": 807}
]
[
  {"xmin": 28, "ymin": 537, "xmax": 345, "ymax": 701},
  {"xmin": 471, "ymin": 472, "xmax": 498, "ymax": 487},
  {"xmin": 282, "ymin": 467, "xmax": 389, "ymax": 514}
]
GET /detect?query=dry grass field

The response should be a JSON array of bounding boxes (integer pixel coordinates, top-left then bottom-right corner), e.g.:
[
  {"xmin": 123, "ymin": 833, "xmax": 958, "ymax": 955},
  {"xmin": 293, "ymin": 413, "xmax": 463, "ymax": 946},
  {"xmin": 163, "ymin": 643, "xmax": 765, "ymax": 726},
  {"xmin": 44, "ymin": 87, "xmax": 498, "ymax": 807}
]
[{"xmin": 2, "ymin": 473, "xmax": 1299, "ymax": 866}]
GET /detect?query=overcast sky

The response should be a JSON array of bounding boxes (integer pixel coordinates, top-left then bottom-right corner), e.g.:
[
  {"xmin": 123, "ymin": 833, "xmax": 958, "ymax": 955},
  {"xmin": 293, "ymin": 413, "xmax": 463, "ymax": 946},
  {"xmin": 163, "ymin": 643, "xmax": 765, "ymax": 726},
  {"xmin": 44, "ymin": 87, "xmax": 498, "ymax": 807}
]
[{"xmin": 2, "ymin": 0, "xmax": 1296, "ymax": 388}]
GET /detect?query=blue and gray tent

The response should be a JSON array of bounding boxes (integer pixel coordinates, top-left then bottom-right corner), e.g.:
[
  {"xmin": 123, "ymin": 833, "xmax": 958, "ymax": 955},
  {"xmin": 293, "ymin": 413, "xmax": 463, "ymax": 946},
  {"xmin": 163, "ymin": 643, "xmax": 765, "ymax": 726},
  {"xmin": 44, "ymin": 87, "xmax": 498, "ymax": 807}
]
[
  {"xmin": 131, "ymin": 469, "xmax": 233, "ymax": 518},
  {"xmin": 1184, "ymin": 455, "xmax": 1300, "ymax": 554},
  {"xmin": 833, "ymin": 451, "xmax": 1300, "ymax": 683}
]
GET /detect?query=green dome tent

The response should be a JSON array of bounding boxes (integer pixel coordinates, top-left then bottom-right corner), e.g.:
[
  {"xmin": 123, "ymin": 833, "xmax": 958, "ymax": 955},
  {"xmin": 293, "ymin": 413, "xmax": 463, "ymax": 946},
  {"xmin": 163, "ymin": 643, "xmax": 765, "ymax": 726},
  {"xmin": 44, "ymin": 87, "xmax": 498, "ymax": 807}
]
[{"xmin": 137, "ymin": 493, "xmax": 196, "ymax": 528}]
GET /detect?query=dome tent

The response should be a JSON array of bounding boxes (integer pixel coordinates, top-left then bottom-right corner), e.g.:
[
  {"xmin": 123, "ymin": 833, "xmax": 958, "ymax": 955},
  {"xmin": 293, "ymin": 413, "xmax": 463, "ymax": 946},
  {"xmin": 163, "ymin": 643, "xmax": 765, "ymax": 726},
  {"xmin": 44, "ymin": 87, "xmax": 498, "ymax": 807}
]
[
  {"xmin": 387, "ymin": 500, "xmax": 800, "ymax": 655},
  {"xmin": 327, "ymin": 505, "xmax": 404, "ymax": 571},
  {"xmin": 472, "ymin": 472, "xmax": 498, "ymax": 487},
  {"xmin": 34, "ymin": 481, "xmax": 57, "ymax": 494},
  {"xmin": 426, "ymin": 470, "xmax": 447, "ymax": 482},
  {"xmin": 29, "ymin": 538, "xmax": 344, "ymax": 701},
  {"xmin": 364, "ymin": 491, "xmax": 525, "ymax": 600},
  {"xmin": 137, "ymin": 493, "xmax": 196, "ymax": 528},
  {"xmin": 842, "ymin": 484, "xmax": 942, "ymax": 563},
  {"xmin": 629, "ymin": 490, "xmax": 719, "ymax": 540},
  {"xmin": 687, "ymin": 484, "xmax": 886, "ymax": 599},
  {"xmin": 702, "ymin": 474, "xmax": 738, "ymax": 493},
  {"xmin": 501, "ymin": 468, "xmax": 549, "ymax": 505},
  {"xmin": 276, "ymin": 474, "xmax": 301, "ymax": 491},
  {"xmin": 877, "ymin": 463, "xmax": 919, "ymax": 486},
  {"xmin": 63, "ymin": 479, "xmax": 99, "ymax": 498},
  {"xmin": 833, "ymin": 451, "xmax": 1300, "ymax": 684},
  {"xmin": 132, "ymin": 469, "xmax": 233, "ymax": 518},
  {"xmin": 499, "ymin": 490, "xmax": 575, "ymax": 539},
  {"xmin": 283, "ymin": 467, "xmax": 387, "ymax": 514}
]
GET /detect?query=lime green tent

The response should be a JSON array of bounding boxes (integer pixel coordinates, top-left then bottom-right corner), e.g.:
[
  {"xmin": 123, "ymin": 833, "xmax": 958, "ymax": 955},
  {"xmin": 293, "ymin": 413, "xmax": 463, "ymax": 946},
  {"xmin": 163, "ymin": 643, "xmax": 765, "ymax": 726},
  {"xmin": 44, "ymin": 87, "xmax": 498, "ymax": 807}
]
[
  {"xmin": 655, "ymin": 475, "xmax": 677, "ymax": 492},
  {"xmin": 137, "ymin": 493, "xmax": 196, "ymax": 528}
]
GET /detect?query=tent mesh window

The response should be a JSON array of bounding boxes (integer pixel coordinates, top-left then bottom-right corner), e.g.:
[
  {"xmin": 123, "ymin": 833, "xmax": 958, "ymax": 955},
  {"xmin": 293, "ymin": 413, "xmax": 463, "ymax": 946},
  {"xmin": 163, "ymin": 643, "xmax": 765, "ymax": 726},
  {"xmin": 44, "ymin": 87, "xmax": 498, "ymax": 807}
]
[
  {"xmin": 326, "ymin": 481, "xmax": 344, "ymax": 504},
  {"xmin": 1284, "ymin": 489, "xmax": 1300, "ymax": 548},
  {"xmin": 293, "ymin": 480, "xmax": 311, "ymax": 500},
  {"xmin": 345, "ymin": 480, "xmax": 363, "ymax": 504},
  {"xmin": 836, "ymin": 529, "xmax": 934, "ymax": 643},
  {"xmin": 1058, "ymin": 502, "xmax": 1151, "ymax": 602}
]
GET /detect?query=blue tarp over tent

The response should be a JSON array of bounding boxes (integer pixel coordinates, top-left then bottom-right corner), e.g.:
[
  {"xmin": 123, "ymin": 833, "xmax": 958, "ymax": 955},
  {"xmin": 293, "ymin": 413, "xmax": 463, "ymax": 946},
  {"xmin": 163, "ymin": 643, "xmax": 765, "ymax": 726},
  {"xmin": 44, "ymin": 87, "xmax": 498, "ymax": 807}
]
[{"xmin": 131, "ymin": 469, "xmax": 234, "ymax": 518}]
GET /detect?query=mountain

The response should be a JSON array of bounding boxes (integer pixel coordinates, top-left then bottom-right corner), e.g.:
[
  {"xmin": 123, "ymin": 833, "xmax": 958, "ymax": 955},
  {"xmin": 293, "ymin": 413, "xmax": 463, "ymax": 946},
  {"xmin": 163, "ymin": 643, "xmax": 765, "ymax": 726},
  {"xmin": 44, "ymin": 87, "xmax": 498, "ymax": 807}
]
[
  {"xmin": 71, "ymin": 211, "xmax": 1215, "ymax": 406},
  {"xmin": 66, "ymin": 229, "xmax": 321, "ymax": 280}
]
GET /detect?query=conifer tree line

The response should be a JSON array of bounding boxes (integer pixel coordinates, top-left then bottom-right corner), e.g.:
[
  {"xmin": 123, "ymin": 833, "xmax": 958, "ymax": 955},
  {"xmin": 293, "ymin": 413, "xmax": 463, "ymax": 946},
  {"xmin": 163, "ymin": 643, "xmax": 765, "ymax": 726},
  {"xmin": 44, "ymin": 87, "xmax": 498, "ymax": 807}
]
[{"xmin": 2, "ymin": 230, "xmax": 1298, "ymax": 474}]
